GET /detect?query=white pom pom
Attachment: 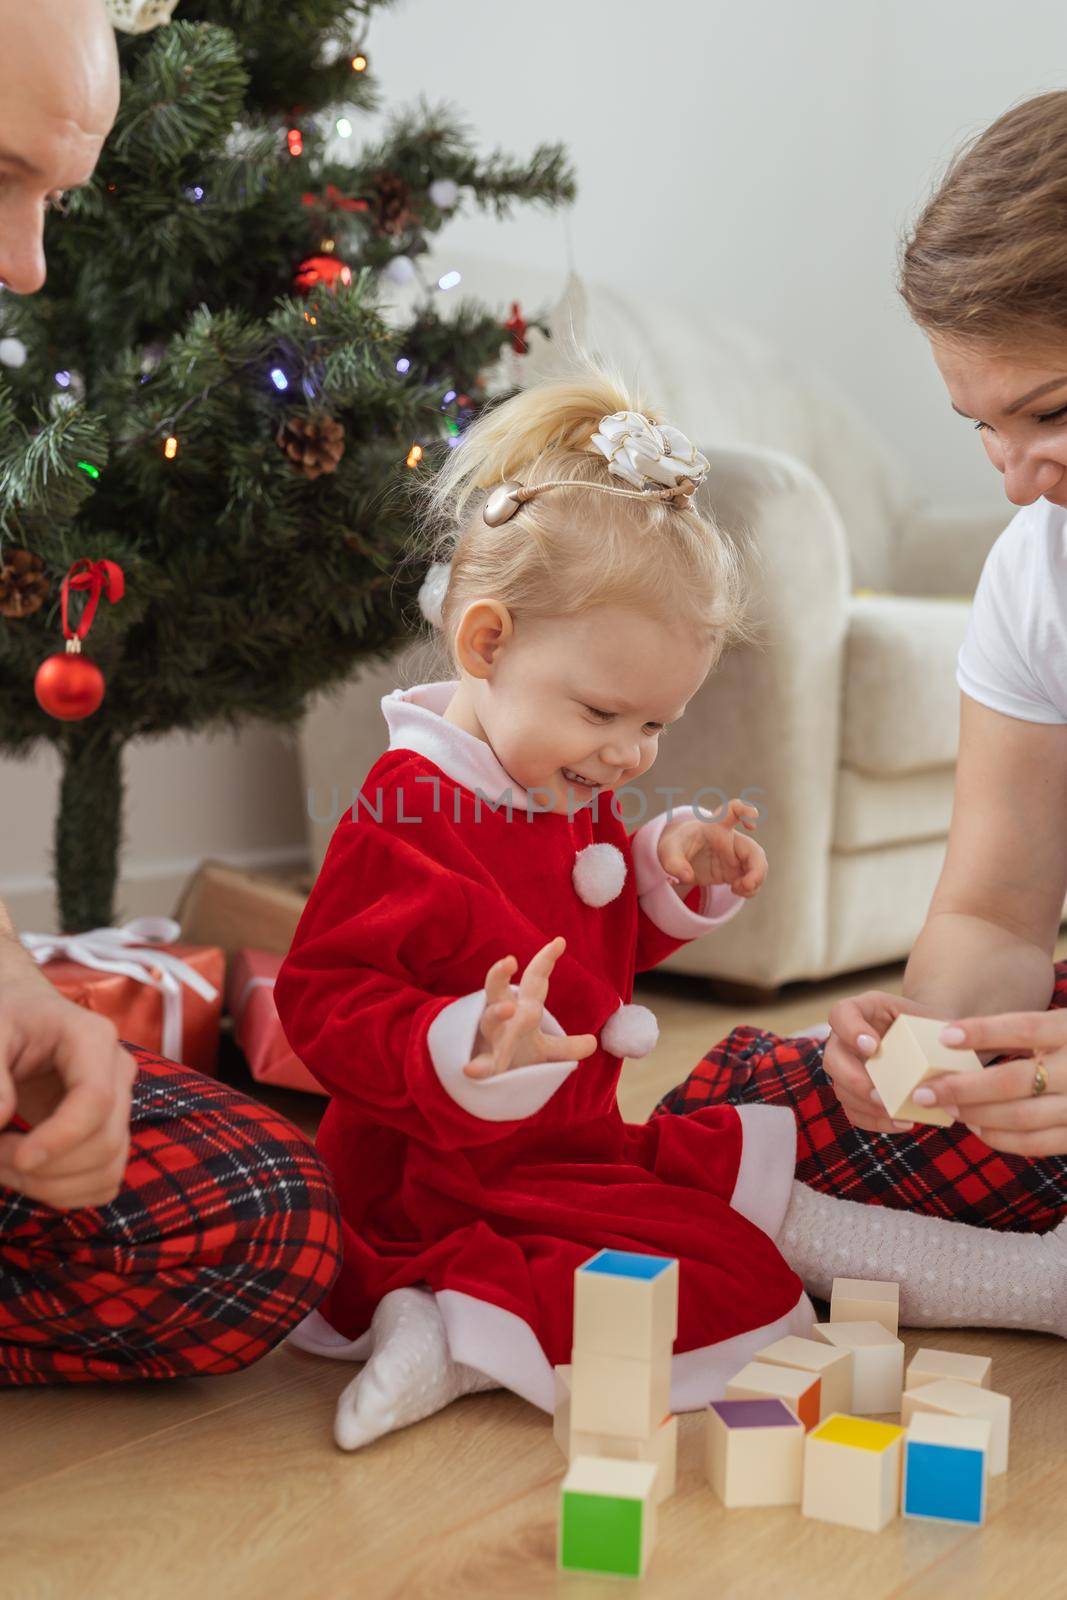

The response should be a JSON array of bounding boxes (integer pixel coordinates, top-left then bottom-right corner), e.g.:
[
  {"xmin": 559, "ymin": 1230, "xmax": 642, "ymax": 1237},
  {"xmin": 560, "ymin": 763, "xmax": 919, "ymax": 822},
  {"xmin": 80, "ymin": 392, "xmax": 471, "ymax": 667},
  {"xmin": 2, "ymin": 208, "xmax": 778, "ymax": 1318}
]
[
  {"xmin": 601, "ymin": 1003, "xmax": 659, "ymax": 1060},
  {"xmin": 429, "ymin": 178, "xmax": 460, "ymax": 209},
  {"xmin": 0, "ymin": 338, "xmax": 27, "ymax": 369},
  {"xmin": 572, "ymin": 843, "xmax": 626, "ymax": 907},
  {"xmin": 384, "ymin": 255, "xmax": 417, "ymax": 287},
  {"xmin": 418, "ymin": 562, "xmax": 451, "ymax": 629}
]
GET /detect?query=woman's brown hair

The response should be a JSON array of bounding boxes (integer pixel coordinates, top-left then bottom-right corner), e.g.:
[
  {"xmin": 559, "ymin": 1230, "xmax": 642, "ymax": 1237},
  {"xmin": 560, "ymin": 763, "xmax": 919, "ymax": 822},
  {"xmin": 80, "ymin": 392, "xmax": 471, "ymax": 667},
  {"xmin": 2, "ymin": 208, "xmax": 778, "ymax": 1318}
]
[{"xmin": 899, "ymin": 91, "xmax": 1067, "ymax": 350}]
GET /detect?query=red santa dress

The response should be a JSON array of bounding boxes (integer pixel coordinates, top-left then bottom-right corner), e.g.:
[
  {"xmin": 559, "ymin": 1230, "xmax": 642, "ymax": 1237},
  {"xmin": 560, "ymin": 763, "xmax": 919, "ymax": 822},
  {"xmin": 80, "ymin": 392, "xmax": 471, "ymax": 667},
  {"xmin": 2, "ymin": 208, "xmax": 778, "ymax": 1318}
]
[{"xmin": 275, "ymin": 680, "xmax": 812, "ymax": 1412}]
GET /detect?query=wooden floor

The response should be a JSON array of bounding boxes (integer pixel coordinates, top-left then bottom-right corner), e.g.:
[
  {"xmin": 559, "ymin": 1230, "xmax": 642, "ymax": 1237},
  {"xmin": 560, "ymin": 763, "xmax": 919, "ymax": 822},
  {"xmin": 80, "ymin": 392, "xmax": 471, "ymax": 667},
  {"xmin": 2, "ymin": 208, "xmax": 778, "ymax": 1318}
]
[{"xmin": 3, "ymin": 961, "xmax": 1064, "ymax": 1600}]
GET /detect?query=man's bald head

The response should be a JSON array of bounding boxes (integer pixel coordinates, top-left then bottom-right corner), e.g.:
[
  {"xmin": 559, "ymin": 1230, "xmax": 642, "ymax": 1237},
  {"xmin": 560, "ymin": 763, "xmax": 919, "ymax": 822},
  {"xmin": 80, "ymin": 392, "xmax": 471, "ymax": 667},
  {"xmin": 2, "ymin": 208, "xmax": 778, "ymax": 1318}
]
[{"xmin": 0, "ymin": 0, "xmax": 119, "ymax": 294}]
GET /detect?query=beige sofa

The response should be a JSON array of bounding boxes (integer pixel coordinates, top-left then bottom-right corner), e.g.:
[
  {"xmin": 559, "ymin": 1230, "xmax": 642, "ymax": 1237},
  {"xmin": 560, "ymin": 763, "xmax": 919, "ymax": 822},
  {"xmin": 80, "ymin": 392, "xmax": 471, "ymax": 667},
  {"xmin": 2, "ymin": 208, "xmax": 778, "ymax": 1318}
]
[{"xmin": 299, "ymin": 262, "xmax": 1008, "ymax": 988}]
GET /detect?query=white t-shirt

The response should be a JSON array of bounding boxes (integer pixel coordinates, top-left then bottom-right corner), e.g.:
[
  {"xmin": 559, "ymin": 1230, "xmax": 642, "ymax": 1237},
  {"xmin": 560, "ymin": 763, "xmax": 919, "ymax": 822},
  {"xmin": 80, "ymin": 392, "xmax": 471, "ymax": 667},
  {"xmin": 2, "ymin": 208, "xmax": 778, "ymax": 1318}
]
[{"xmin": 957, "ymin": 498, "xmax": 1067, "ymax": 724}]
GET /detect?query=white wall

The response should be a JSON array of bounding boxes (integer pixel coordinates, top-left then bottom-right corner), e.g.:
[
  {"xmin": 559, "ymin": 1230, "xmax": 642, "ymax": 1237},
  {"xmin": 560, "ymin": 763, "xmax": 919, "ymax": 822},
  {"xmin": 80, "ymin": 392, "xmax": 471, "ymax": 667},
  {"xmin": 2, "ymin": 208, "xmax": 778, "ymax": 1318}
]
[{"xmin": 5, "ymin": 0, "xmax": 1063, "ymax": 930}]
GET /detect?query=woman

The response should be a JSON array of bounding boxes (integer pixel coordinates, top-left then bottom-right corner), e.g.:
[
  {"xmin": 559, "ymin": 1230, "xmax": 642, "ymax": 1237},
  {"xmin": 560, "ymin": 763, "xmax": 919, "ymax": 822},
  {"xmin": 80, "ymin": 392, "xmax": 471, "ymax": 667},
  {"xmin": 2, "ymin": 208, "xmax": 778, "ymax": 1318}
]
[{"xmin": 661, "ymin": 90, "xmax": 1067, "ymax": 1335}]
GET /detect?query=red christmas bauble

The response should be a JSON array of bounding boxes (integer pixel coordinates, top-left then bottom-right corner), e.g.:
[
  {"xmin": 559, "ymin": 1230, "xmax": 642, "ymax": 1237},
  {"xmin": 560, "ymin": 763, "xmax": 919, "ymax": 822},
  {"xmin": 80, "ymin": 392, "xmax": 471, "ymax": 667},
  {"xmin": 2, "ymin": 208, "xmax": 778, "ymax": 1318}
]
[
  {"xmin": 292, "ymin": 255, "xmax": 354, "ymax": 295},
  {"xmin": 34, "ymin": 651, "xmax": 105, "ymax": 720}
]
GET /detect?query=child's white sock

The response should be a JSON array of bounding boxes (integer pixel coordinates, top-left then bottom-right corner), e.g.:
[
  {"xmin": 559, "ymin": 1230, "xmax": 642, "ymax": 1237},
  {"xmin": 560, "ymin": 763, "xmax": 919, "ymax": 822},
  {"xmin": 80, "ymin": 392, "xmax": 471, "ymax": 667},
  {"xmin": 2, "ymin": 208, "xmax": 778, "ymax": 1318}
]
[
  {"xmin": 333, "ymin": 1287, "xmax": 497, "ymax": 1451},
  {"xmin": 778, "ymin": 1181, "xmax": 1067, "ymax": 1337}
]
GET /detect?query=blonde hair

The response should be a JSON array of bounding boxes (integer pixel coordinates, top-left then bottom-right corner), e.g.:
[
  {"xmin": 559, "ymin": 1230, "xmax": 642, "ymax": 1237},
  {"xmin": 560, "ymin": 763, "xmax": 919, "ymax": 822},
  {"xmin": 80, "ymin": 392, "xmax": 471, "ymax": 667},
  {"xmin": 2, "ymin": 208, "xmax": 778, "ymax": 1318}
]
[
  {"xmin": 416, "ymin": 368, "xmax": 746, "ymax": 666},
  {"xmin": 899, "ymin": 91, "xmax": 1067, "ymax": 351}
]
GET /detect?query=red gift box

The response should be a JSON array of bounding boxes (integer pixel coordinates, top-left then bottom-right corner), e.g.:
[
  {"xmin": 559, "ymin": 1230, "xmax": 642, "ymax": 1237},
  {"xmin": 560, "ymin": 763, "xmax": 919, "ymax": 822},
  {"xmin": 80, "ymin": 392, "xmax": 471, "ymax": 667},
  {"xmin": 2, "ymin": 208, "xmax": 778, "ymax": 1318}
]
[
  {"xmin": 21, "ymin": 917, "xmax": 223, "ymax": 1075},
  {"xmin": 226, "ymin": 947, "xmax": 327, "ymax": 1097}
]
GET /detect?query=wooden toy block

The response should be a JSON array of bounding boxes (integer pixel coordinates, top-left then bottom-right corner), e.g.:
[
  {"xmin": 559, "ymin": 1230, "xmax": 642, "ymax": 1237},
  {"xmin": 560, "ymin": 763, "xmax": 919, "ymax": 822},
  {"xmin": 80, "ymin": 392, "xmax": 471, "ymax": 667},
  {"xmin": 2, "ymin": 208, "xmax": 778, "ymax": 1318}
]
[
  {"xmin": 757, "ymin": 1335, "xmax": 854, "ymax": 1419},
  {"xmin": 573, "ymin": 1248, "xmax": 679, "ymax": 1363},
  {"xmin": 558, "ymin": 1455, "xmax": 659, "ymax": 1578},
  {"xmin": 902, "ymin": 1378, "xmax": 1011, "ymax": 1476},
  {"xmin": 830, "ymin": 1277, "xmax": 900, "ymax": 1337},
  {"xmin": 813, "ymin": 1322, "xmax": 904, "ymax": 1415},
  {"xmin": 705, "ymin": 1398, "xmax": 805, "ymax": 1507},
  {"xmin": 725, "ymin": 1361, "xmax": 821, "ymax": 1432},
  {"xmin": 570, "ymin": 1347, "xmax": 671, "ymax": 1440},
  {"xmin": 570, "ymin": 1416, "xmax": 678, "ymax": 1503},
  {"xmin": 801, "ymin": 1414, "xmax": 905, "ymax": 1534},
  {"xmin": 902, "ymin": 1413, "xmax": 992, "ymax": 1527},
  {"xmin": 865, "ymin": 1013, "xmax": 982, "ymax": 1126},
  {"xmin": 905, "ymin": 1347, "xmax": 992, "ymax": 1392},
  {"xmin": 552, "ymin": 1364, "xmax": 572, "ymax": 1458}
]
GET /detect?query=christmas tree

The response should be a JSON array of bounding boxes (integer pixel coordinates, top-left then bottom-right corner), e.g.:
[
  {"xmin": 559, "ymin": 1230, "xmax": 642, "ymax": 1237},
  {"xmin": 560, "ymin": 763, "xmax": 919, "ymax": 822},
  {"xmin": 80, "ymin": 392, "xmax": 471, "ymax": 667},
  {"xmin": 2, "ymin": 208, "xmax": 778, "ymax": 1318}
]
[{"xmin": 0, "ymin": 0, "xmax": 574, "ymax": 933}]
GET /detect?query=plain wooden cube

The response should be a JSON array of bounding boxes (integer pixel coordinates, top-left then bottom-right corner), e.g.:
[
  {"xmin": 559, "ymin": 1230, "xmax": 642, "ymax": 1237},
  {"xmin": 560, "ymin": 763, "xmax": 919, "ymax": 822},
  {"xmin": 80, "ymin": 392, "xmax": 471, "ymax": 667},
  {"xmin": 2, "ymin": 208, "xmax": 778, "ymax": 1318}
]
[
  {"xmin": 570, "ymin": 1416, "xmax": 678, "ymax": 1503},
  {"xmin": 801, "ymin": 1414, "xmax": 905, "ymax": 1533},
  {"xmin": 902, "ymin": 1379, "xmax": 1011, "ymax": 1476},
  {"xmin": 552, "ymin": 1363, "xmax": 572, "ymax": 1458},
  {"xmin": 725, "ymin": 1360, "xmax": 821, "ymax": 1432},
  {"xmin": 571, "ymin": 1347, "xmax": 671, "ymax": 1440},
  {"xmin": 813, "ymin": 1321, "xmax": 904, "ymax": 1415},
  {"xmin": 905, "ymin": 1347, "xmax": 992, "ymax": 1392},
  {"xmin": 756, "ymin": 1335, "xmax": 853, "ymax": 1420},
  {"xmin": 902, "ymin": 1413, "xmax": 992, "ymax": 1527},
  {"xmin": 865, "ymin": 1014, "xmax": 982, "ymax": 1126},
  {"xmin": 706, "ymin": 1398, "xmax": 805, "ymax": 1507},
  {"xmin": 559, "ymin": 1456, "xmax": 659, "ymax": 1578},
  {"xmin": 573, "ymin": 1248, "xmax": 679, "ymax": 1363},
  {"xmin": 830, "ymin": 1278, "xmax": 900, "ymax": 1337}
]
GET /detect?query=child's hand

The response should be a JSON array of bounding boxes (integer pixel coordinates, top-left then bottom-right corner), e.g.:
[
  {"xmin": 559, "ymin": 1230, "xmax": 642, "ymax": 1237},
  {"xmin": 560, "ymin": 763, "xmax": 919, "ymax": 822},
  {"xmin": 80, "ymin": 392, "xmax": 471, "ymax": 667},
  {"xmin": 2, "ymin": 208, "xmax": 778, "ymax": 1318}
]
[
  {"xmin": 658, "ymin": 799, "xmax": 767, "ymax": 900},
  {"xmin": 463, "ymin": 935, "xmax": 598, "ymax": 1080}
]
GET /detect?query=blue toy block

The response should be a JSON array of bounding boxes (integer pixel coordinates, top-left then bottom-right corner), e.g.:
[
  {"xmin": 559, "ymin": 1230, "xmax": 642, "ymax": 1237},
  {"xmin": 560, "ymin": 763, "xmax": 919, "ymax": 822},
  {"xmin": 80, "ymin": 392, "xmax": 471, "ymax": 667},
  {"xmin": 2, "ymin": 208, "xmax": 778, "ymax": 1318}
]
[{"xmin": 902, "ymin": 1414, "xmax": 991, "ymax": 1527}]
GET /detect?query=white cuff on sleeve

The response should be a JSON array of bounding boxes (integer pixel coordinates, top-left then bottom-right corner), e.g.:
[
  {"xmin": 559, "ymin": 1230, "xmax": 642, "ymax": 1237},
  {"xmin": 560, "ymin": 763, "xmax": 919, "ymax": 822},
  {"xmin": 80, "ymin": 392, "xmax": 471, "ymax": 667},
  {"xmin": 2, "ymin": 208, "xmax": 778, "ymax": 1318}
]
[
  {"xmin": 426, "ymin": 985, "xmax": 580, "ymax": 1121},
  {"xmin": 631, "ymin": 807, "xmax": 744, "ymax": 939}
]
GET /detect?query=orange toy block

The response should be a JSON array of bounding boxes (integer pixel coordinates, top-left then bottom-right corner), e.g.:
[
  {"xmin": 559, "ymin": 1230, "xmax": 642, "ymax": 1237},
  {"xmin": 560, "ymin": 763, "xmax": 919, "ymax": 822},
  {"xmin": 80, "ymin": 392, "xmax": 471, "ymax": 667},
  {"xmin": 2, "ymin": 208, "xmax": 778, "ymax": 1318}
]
[
  {"xmin": 725, "ymin": 1361, "xmax": 821, "ymax": 1432},
  {"xmin": 801, "ymin": 1414, "xmax": 905, "ymax": 1533},
  {"xmin": 902, "ymin": 1379, "xmax": 1011, "ymax": 1476},
  {"xmin": 813, "ymin": 1322, "xmax": 904, "ymax": 1415},
  {"xmin": 756, "ymin": 1335, "xmax": 854, "ymax": 1420},
  {"xmin": 865, "ymin": 1013, "xmax": 982, "ymax": 1126},
  {"xmin": 830, "ymin": 1277, "xmax": 900, "ymax": 1337},
  {"xmin": 905, "ymin": 1347, "xmax": 992, "ymax": 1392}
]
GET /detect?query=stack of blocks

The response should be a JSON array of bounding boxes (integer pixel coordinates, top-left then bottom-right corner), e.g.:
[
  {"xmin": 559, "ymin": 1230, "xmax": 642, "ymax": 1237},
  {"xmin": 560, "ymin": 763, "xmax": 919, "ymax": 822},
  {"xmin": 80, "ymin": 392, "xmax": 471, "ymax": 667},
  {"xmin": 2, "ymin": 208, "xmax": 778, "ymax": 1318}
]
[
  {"xmin": 557, "ymin": 1249, "xmax": 679, "ymax": 1579},
  {"xmin": 705, "ymin": 1275, "xmax": 1013, "ymax": 1534}
]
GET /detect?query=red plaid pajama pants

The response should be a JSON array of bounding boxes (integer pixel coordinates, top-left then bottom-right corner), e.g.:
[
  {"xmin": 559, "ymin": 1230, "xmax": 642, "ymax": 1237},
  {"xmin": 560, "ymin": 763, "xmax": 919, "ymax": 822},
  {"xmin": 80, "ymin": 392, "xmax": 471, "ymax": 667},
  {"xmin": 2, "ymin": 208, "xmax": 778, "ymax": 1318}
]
[
  {"xmin": 655, "ymin": 963, "xmax": 1067, "ymax": 1233},
  {"xmin": 0, "ymin": 1044, "xmax": 341, "ymax": 1385}
]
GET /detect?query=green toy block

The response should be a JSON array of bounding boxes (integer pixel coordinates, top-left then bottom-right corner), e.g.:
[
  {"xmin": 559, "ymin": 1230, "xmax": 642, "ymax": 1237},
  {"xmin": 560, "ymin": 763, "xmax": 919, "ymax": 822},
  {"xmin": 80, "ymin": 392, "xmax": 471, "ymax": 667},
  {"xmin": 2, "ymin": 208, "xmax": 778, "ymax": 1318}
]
[{"xmin": 558, "ymin": 1456, "xmax": 659, "ymax": 1578}]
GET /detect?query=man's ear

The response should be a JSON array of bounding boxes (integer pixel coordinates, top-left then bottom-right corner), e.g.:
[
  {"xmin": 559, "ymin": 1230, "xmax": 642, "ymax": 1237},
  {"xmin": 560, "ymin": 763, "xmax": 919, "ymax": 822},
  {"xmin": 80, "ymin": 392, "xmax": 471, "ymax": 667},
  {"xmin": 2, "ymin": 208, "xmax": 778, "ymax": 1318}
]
[{"xmin": 454, "ymin": 599, "xmax": 513, "ymax": 679}]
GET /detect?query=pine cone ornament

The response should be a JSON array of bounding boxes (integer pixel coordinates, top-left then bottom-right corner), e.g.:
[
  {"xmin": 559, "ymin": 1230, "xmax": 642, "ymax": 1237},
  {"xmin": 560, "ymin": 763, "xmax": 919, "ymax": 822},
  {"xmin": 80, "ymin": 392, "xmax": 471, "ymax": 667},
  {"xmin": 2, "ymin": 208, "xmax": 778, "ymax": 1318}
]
[
  {"xmin": 369, "ymin": 172, "xmax": 416, "ymax": 237},
  {"xmin": 276, "ymin": 415, "xmax": 346, "ymax": 480},
  {"xmin": 0, "ymin": 548, "xmax": 49, "ymax": 619}
]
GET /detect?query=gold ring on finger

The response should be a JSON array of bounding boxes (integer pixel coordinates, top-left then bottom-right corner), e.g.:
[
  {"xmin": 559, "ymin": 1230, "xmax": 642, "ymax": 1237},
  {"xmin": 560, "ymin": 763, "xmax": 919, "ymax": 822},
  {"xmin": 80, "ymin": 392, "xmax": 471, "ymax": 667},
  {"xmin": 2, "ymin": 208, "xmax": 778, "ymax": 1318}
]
[{"xmin": 1032, "ymin": 1054, "xmax": 1050, "ymax": 1097}]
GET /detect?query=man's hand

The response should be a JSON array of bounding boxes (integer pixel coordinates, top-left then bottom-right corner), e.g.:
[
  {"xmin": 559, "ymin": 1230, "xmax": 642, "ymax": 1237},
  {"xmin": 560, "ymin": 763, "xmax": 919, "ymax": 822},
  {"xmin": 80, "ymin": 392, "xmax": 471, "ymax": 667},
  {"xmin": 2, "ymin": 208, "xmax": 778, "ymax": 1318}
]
[
  {"xmin": 0, "ymin": 973, "xmax": 136, "ymax": 1209},
  {"xmin": 658, "ymin": 799, "xmax": 767, "ymax": 900}
]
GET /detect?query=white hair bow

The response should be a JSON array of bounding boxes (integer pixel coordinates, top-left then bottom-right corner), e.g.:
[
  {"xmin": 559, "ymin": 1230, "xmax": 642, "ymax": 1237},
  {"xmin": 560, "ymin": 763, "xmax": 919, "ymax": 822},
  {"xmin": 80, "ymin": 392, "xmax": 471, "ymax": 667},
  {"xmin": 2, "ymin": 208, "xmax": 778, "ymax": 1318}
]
[
  {"xmin": 590, "ymin": 411, "xmax": 710, "ymax": 494},
  {"xmin": 105, "ymin": 0, "xmax": 179, "ymax": 33}
]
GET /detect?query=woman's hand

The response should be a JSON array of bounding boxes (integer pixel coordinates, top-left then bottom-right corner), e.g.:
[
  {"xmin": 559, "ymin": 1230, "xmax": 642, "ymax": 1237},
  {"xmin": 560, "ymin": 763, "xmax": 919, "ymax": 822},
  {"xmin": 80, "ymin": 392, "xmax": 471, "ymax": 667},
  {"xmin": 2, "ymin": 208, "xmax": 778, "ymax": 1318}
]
[
  {"xmin": 823, "ymin": 989, "xmax": 944, "ymax": 1133},
  {"xmin": 463, "ymin": 935, "xmax": 598, "ymax": 1080},
  {"xmin": 0, "ymin": 973, "xmax": 138, "ymax": 1209},
  {"xmin": 912, "ymin": 1009, "xmax": 1067, "ymax": 1157},
  {"xmin": 659, "ymin": 799, "xmax": 767, "ymax": 900}
]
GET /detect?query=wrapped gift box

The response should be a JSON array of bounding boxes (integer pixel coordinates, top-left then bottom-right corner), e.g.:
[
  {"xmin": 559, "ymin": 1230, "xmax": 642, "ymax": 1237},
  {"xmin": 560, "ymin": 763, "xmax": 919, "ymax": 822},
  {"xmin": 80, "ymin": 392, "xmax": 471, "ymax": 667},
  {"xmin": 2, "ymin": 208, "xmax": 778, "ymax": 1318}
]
[
  {"xmin": 175, "ymin": 859, "xmax": 309, "ymax": 958},
  {"xmin": 22, "ymin": 918, "xmax": 223, "ymax": 1075},
  {"xmin": 226, "ymin": 947, "xmax": 326, "ymax": 1097}
]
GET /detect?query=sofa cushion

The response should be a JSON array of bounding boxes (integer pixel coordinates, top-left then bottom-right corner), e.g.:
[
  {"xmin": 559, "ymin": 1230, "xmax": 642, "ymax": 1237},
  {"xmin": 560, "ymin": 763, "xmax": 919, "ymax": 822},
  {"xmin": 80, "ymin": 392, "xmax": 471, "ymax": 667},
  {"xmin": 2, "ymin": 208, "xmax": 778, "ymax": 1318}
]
[
  {"xmin": 833, "ymin": 766, "xmax": 954, "ymax": 852},
  {"xmin": 840, "ymin": 596, "xmax": 971, "ymax": 776}
]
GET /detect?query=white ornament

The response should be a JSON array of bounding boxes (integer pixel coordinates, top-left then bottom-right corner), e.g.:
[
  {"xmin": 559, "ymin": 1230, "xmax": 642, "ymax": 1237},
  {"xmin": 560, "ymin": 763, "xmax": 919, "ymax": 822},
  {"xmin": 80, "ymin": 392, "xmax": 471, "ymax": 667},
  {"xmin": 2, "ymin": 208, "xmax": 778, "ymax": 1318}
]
[
  {"xmin": 104, "ymin": 0, "xmax": 180, "ymax": 32},
  {"xmin": 590, "ymin": 410, "xmax": 710, "ymax": 494},
  {"xmin": 0, "ymin": 337, "xmax": 27, "ymax": 369},
  {"xmin": 600, "ymin": 1002, "xmax": 659, "ymax": 1060},
  {"xmin": 384, "ymin": 255, "xmax": 417, "ymax": 287},
  {"xmin": 428, "ymin": 178, "xmax": 459, "ymax": 210},
  {"xmin": 418, "ymin": 561, "xmax": 451, "ymax": 629},
  {"xmin": 572, "ymin": 843, "xmax": 626, "ymax": 907}
]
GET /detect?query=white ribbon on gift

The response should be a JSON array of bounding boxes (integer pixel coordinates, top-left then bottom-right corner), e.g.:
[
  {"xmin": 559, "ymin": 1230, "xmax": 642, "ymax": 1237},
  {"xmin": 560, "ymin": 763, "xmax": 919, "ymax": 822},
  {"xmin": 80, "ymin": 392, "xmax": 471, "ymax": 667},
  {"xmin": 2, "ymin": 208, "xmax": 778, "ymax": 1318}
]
[{"xmin": 19, "ymin": 916, "xmax": 219, "ymax": 1062}]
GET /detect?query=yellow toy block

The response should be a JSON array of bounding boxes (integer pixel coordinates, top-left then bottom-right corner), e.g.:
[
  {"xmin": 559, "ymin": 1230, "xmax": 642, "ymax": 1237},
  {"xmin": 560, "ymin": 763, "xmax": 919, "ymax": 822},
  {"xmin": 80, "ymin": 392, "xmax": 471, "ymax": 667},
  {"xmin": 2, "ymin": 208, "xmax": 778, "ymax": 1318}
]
[
  {"xmin": 905, "ymin": 1347, "xmax": 992, "ymax": 1392},
  {"xmin": 573, "ymin": 1249, "xmax": 679, "ymax": 1363},
  {"xmin": 569, "ymin": 1416, "xmax": 678, "ymax": 1503},
  {"xmin": 552, "ymin": 1363, "xmax": 572, "ymax": 1458},
  {"xmin": 902, "ymin": 1378, "xmax": 1011, "ymax": 1476},
  {"xmin": 706, "ymin": 1398, "xmax": 805, "ymax": 1508},
  {"xmin": 755, "ymin": 1335, "xmax": 853, "ymax": 1420},
  {"xmin": 801, "ymin": 1414, "xmax": 905, "ymax": 1533},
  {"xmin": 813, "ymin": 1321, "xmax": 904, "ymax": 1415},
  {"xmin": 725, "ymin": 1360, "xmax": 821, "ymax": 1431},
  {"xmin": 865, "ymin": 1013, "xmax": 982, "ymax": 1126},
  {"xmin": 570, "ymin": 1348, "xmax": 671, "ymax": 1440},
  {"xmin": 830, "ymin": 1277, "xmax": 900, "ymax": 1337}
]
